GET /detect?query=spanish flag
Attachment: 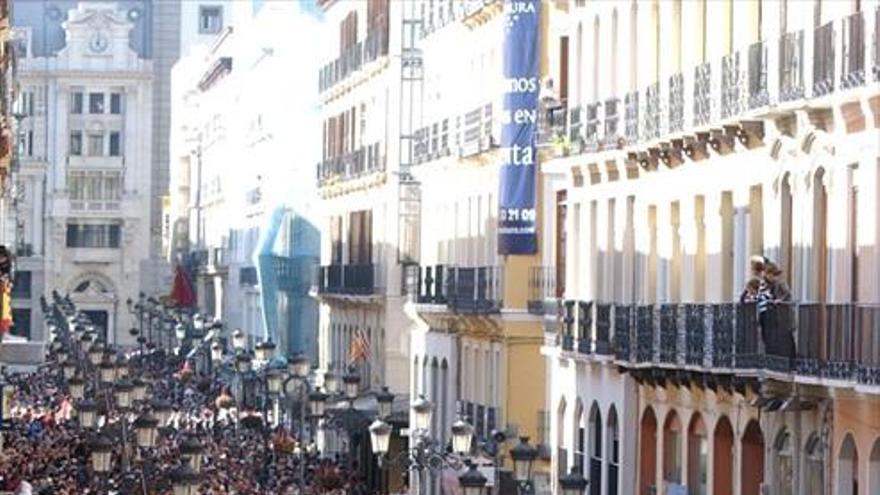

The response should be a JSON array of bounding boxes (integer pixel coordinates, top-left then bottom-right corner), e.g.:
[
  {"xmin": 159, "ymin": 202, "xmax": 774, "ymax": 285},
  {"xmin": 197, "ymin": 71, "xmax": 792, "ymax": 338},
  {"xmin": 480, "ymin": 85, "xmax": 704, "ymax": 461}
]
[{"xmin": 0, "ymin": 279, "xmax": 11, "ymax": 334}]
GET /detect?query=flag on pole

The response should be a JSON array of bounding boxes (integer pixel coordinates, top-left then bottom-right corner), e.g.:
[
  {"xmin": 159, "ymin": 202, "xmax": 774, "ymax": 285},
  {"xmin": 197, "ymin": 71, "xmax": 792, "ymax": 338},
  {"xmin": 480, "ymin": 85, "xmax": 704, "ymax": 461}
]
[
  {"xmin": 0, "ymin": 278, "xmax": 12, "ymax": 334},
  {"xmin": 348, "ymin": 327, "xmax": 371, "ymax": 364}
]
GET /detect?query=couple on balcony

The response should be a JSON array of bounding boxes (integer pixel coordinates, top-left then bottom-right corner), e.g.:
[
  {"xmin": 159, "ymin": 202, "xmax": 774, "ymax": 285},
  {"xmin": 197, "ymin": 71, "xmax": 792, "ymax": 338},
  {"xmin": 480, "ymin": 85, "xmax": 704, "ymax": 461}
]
[{"xmin": 740, "ymin": 255, "xmax": 795, "ymax": 361}]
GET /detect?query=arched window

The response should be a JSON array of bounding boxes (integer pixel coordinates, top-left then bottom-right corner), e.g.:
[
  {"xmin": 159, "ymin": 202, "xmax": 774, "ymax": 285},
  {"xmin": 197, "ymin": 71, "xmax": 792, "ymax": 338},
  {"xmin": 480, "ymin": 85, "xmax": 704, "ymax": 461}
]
[
  {"xmin": 639, "ymin": 407, "xmax": 657, "ymax": 494},
  {"xmin": 663, "ymin": 410, "xmax": 682, "ymax": 484},
  {"xmin": 607, "ymin": 406, "xmax": 620, "ymax": 495},
  {"xmin": 687, "ymin": 413, "xmax": 708, "ymax": 495},
  {"xmin": 573, "ymin": 400, "xmax": 585, "ymax": 474},
  {"xmin": 588, "ymin": 403, "xmax": 602, "ymax": 495},
  {"xmin": 804, "ymin": 433, "xmax": 825, "ymax": 494},
  {"xmin": 838, "ymin": 433, "xmax": 858, "ymax": 495},
  {"xmin": 774, "ymin": 428, "xmax": 794, "ymax": 495},
  {"xmin": 557, "ymin": 398, "xmax": 569, "ymax": 484}
]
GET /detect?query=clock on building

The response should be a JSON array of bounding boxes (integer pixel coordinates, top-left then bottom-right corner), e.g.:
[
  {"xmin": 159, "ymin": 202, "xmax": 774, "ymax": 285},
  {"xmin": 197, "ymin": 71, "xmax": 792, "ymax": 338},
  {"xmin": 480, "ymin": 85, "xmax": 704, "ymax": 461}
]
[{"xmin": 88, "ymin": 31, "xmax": 109, "ymax": 53}]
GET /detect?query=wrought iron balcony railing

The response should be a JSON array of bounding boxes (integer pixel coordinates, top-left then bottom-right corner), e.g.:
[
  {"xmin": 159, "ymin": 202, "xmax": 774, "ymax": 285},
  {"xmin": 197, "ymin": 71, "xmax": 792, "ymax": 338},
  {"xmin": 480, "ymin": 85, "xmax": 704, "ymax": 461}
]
[
  {"xmin": 721, "ymin": 51, "xmax": 743, "ymax": 119},
  {"xmin": 318, "ymin": 28, "xmax": 389, "ymax": 93},
  {"xmin": 445, "ymin": 265, "xmax": 503, "ymax": 314},
  {"xmin": 316, "ymin": 263, "xmax": 379, "ymax": 296},
  {"xmin": 841, "ymin": 12, "xmax": 866, "ymax": 89},
  {"xmin": 693, "ymin": 62, "xmax": 712, "ymax": 127},
  {"xmin": 554, "ymin": 301, "xmax": 880, "ymax": 387},
  {"xmin": 747, "ymin": 40, "xmax": 770, "ymax": 109},
  {"xmin": 668, "ymin": 73, "xmax": 685, "ymax": 133},
  {"xmin": 568, "ymin": 105, "xmax": 585, "ymax": 154},
  {"xmin": 779, "ymin": 30, "xmax": 806, "ymax": 102},
  {"xmin": 407, "ymin": 264, "xmax": 502, "ymax": 314},
  {"xmin": 813, "ymin": 21, "xmax": 836, "ymax": 97},
  {"xmin": 584, "ymin": 102, "xmax": 601, "ymax": 152},
  {"xmin": 603, "ymin": 97, "xmax": 621, "ymax": 148},
  {"xmin": 527, "ymin": 266, "xmax": 556, "ymax": 315},
  {"xmin": 623, "ymin": 91, "xmax": 639, "ymax": 146},
  {"xmin": 316, "ymin": 143, "xmax": 385, "ymax": 187},
  {"xmin": 642, "ymin": 82, "xmax": 662, "ymax": 141}
]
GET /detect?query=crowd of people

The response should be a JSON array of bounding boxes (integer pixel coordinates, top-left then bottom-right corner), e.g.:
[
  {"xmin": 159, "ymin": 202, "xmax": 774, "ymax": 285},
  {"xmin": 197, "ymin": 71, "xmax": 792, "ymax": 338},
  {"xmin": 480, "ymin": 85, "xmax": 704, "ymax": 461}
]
[{"xmin": 0, "ymin": 346, "xmax": 369, "ymax": 495}]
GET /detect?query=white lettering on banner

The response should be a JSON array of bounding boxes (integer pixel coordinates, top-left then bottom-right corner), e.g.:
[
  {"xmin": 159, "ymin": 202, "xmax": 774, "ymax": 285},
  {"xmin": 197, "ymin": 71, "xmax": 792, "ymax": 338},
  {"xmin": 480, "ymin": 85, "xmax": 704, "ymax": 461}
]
[
  {"xmin": 505, "ymin": 1, "xmax": 537, "ymax": 14},
  {"xmin": 500, "ymin": 144, "xmax": 535, "ymax": 165},
  {"xmin": 499, "ymin": 208, "xmax": 537, "ymax": 223},
  {"xmin": 500, "ymin": 109, "xmax": 537, "ymax": 125},
  {"xmin": 502, "ymin": 77, "xmax": 538, "ymax": 93}
]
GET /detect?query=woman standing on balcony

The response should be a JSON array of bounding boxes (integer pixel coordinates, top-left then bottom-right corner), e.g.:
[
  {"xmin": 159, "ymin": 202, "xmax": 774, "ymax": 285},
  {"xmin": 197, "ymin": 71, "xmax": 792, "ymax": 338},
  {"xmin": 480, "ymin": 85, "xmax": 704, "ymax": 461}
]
[{"xmin": 762, "ymin": 263, "xmax": 794, "ymax": 362}]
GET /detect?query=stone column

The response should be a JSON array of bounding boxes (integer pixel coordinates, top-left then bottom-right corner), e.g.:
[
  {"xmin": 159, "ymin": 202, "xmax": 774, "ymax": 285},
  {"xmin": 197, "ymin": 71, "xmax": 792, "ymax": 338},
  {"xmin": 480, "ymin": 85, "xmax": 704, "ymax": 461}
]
[{"xmin": 732, "ymin": 187, "xmax": 752, "ymax": 296}]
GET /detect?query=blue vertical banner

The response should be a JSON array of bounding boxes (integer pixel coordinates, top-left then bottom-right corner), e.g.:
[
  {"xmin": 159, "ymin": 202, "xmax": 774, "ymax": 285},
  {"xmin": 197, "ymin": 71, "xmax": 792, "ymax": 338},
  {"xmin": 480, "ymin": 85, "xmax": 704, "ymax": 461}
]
[{"xmin": 498, "ymin": 0, "xmax": 540, "ymax": 255}]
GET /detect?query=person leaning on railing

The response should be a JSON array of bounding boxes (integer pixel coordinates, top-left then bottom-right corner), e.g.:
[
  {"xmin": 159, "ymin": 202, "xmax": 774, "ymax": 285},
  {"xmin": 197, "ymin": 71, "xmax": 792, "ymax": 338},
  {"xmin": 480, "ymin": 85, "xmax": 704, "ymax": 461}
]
[{"xmin": 760, "ymin": 262, "xmax": 794, "ymax": 360}]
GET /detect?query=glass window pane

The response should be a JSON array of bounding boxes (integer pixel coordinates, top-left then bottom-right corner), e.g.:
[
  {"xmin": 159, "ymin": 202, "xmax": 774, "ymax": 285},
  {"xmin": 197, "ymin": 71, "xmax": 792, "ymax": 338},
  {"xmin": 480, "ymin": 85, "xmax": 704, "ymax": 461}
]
[
  {"xmin": 89, "ymin": 93, "xmax": 104, "ymax": 113},
  {"xmin": 70, "ymin": 131, "xmax": 82, "ymax": 155},
  {"xmin": 88, "ymin": 134, "xmax": 104, "ymax": 156},
  {"xmin": 110, "ymin": 93, "xmax": 122, "ymax": 114},
  {"xmin": 109, "ymin": 132, "xmax": 121, "ymax": 156}
]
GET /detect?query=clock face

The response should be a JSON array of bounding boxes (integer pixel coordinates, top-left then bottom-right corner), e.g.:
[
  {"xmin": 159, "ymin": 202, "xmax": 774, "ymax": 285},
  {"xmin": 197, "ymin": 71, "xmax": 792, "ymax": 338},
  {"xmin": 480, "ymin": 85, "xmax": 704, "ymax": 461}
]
[{"xmin": 89, "ymin": 31, "xmax": 109, "ymax": 53}]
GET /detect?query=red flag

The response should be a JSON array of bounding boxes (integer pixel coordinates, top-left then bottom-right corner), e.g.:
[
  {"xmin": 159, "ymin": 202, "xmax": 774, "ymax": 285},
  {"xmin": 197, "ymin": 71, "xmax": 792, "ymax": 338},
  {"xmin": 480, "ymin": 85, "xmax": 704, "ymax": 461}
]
[{"xmin": 170, "ymin": 265, "xmax": 196, "ymax": 308}]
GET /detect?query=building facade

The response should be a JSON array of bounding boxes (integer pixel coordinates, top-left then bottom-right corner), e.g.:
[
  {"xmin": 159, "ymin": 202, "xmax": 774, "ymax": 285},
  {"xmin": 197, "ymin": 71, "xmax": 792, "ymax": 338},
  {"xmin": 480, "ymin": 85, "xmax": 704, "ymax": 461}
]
[
  {"xmin": 541, "ymin": 1, "xmax": 880, "ymax": 495},
  {"xmin": 12, "ymin": 1, "xmax": 153, "ymax": 345},
  {"xmin": 168, "ymin": 1, "xmax": 320, "ymax": 357}
]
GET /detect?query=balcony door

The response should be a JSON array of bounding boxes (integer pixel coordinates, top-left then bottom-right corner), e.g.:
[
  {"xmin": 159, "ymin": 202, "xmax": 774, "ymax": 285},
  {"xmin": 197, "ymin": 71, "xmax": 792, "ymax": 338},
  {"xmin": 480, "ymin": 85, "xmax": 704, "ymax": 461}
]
[{"xmin": 348, "ymin": 210, "xmax": 373, "ymax": 265}]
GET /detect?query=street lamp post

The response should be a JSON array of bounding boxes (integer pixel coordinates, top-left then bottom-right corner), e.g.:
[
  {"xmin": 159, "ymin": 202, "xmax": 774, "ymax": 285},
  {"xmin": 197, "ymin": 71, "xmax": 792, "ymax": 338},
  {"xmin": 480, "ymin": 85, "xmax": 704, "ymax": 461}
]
[
  {"xmin": 559, "ymin": 466, "xmax": 589, "ymax": 495},
  {"xmin": 509, "ymin": 436, "xmax": 539, "ymax": 495}
]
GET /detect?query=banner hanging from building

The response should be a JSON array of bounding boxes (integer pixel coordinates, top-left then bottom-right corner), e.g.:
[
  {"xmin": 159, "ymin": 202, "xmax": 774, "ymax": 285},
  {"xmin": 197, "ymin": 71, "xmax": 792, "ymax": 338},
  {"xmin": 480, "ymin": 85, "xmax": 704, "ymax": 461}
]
[{"xmin": 498, "ymin": 0, "xmax": 540, "ymax": 255}]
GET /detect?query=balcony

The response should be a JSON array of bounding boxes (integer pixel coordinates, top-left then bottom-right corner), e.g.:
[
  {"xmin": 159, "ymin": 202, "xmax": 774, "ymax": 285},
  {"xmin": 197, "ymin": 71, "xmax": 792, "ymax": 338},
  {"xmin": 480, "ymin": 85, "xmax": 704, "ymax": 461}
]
[
  {"xmin": 747, "ymin": 40, "xmax": 770, "ymax": 109},
  {"xmin": 642, "ymin": 82, "xmax": 662, "ymax": 141},
  {"xmin": 527, "ymin": 266, "xmax": 556, "ymax": 315},
  {"xmin": 407, "ymin": 264, "xmax": 502, "ymax": 314},
  {"xmin": 603, "ymin": 97, "xmax": 621, "ymax": 148},
  {"xmin": 841, "ymin": 12, "xmax": 866, "ymax": 89},
  {"xmin": 318, "ymin": 28, "xmax": 389, "ymax": 94},
  {"xmin": 668, "ymin": 73, "xmax": 685, "ymax": 133},
  {"xmin": 721, "ymin": 52, "xmax": 743, "ymax": 119},
  {"xmin": 270, "ymin": 256, "xmax": 314, "ymax": 293},
  {"xmin": 316, "ymin": 264, "xmax": 379, "ymax": 296},
  {"xmin": 779, "ymin": 30, "xmax": 805, "ymax": 102},
  {"xmin": 316, "ymin": 142, "xmax": 385, "ymax": 188},
  {"xmin": 553, "ymin": 302, "xmax": 880, "ymax": 388},
  {"xmin": 693, "ymin": 62, "xmax": 712, "ymax": 127},
  {"xmin": 412, "ymin": 103, "xmax": 495, "ymax": 165},
  {"xmin": 69, "ymin": 200, "xmax": 121, "ymax": 213},
  {"xmin": 813, "ymin": 21, "xmax": 835, "ymax": 97},
  {"xmin": 623, "ymin": 91, "xmax": 639, "ymax": 146}
]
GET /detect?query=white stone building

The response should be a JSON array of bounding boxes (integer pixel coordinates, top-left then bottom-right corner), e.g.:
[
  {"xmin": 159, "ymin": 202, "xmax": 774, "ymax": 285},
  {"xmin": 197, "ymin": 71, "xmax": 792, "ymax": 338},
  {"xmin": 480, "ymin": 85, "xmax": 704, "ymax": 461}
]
[{"xmin": 13, "ymin": 2, "xmax": 153, "ymax": 345}]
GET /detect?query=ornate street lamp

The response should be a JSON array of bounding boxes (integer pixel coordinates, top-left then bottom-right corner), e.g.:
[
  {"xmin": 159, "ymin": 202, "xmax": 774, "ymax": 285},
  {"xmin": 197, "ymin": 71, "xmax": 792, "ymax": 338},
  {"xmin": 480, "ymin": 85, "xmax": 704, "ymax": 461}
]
[
  {"xmin": 376, "ymin": 386, "xmax": 394, "ymax": 419},
  {"xmin": 114, "ymin": 379, "xmax": 134, "ymax": 409},
  {"xmin": 55, "ymin": 347, "xmax": 68, "ymax": 363},
  {"xmin": 369, "ymin": 419, "xmax": 392, "ymax": 456},
  {"xmin": 343, "ymin": 367, "xmax": 360, "ymax": 400},
  {"xmin": 289, "ymin": 353, "xmax": 310, "ymax": 379},
  {"xmin": 308, "ymin": 388, "xmax": 328, "ymax": 417},
  {"xmin": 99, "ymin": 360, "xmax": 116, "ymax": 384},
  {"xmin": 151, "ymin": 399, "xmax": 173, "ymax": 427},
  {"xmin": 509, "ymin": 436, "xmax": 539, "ymax": 494},
  {"xmin": 131, "ymin": 378, "xmax": 148, "ymax": 402},
  {"xmin": 175, "ymin": 323, "xmax": 187, "ymax": 342},
  {"xmin": 451, "ymin": 417, "xmax": 475, "ymax": 456},
  {"xmin": 412, "ymin": 395, "xmax": 433, "ymax": 431},
  {"xmin": 559, "ymin": 467, "xmax": 589, "ymax": 495},
  {"xmin": 266, "ymin": 369, "xmax": 283, "ymax": 396},
  {"xmin": 89, "ymin": 434, "xmax": 114, "ymax": 473},
  {"xmin": 254, "ymin": 340, "xmax": 276, "ymax": 362},
  {"xmin": 77, "ymin": 399, "xmax": 98, "ymax": 429},
  {"xmin": 68, "ymin": 376, "xmax": 86, "ymax": 400},
  {"xmin": 61, "ymin": 359, "xmax": 77, "ymax": 380},
  {"xmin": 80, "ymin": 332, "xmax": 93, "ymax": 352},
  {"xmin": 231, "ymin": 329, "xmax": 246, "ymax": 352},
  {"xmin": 88, "ymin": 345, "xmax": 104, "ymax": 366},
  {"xmin": 458, "ymin": 462, "xmax": 488, "ymax": 495},
  {"xmin": 235, "ymin": 353, "xmax": 252, "ymax": 374},
  {"xmin": 179, "ymin": 434, "xmax": 204, "ymax": 473},
  {"xmin": 170, "ymin": 464, "xmax": 200, "ymax": 495},
  {"xmin": 134, "ymin": 412, "xmax": 160, "ymax": 448},
  {"xmin": 210, "ymin": 341, "xmax": 223, "ymax": 362},
  {"xmin": 323, "ymin": 370, "xmax": 339, "ymax": 395},
  {"xmin": 115, "ymin": 354, "xmax": 129, "ymax": 378}
]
